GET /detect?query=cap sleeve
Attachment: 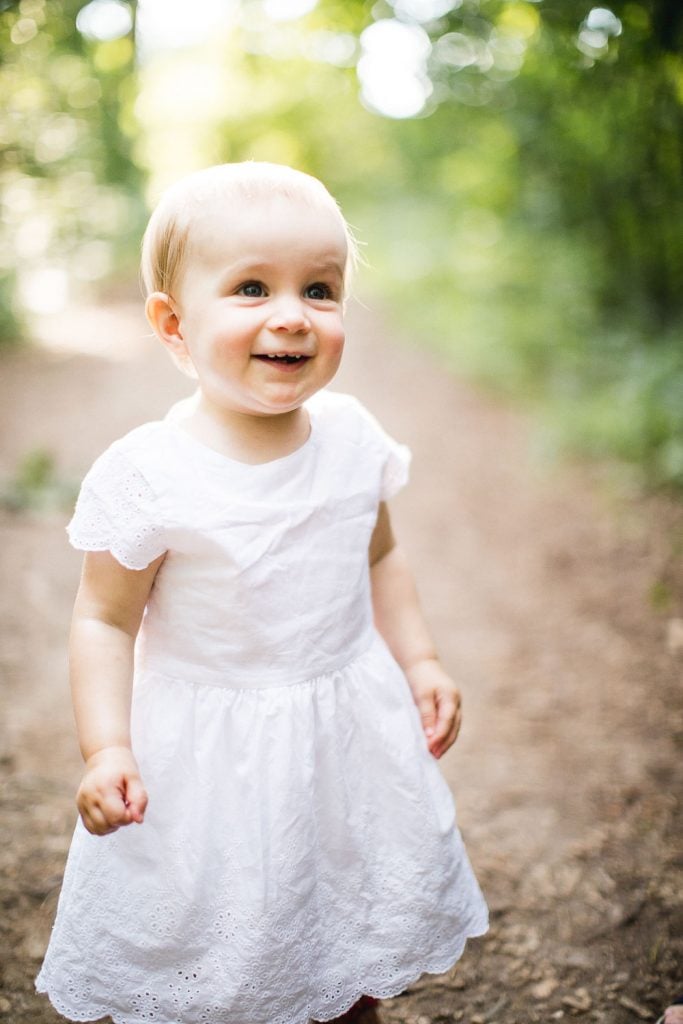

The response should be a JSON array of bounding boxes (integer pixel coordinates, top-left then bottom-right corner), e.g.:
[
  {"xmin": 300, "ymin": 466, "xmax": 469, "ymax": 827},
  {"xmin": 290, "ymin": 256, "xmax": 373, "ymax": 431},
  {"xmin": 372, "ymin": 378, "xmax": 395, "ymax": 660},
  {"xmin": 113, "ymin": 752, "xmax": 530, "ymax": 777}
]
[
  {"xmin": 346, "ymin": 396, "xmax": 411, "ymax": 500},
  {"xmin": 380, "ymin": 435, "xmax": 411, "ymax": 500},
  {"xmin": 67, "ymin": 447, "xmax": 167, "ymax": 570}
]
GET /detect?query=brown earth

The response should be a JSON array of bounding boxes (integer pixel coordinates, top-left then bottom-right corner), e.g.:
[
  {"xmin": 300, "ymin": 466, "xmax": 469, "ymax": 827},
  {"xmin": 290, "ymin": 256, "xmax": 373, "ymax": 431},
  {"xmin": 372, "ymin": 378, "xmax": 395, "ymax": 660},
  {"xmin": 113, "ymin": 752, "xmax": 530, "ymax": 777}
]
[{"xmin": 0, "ymin": 298, "xmax": 681, "ymax": 1024}]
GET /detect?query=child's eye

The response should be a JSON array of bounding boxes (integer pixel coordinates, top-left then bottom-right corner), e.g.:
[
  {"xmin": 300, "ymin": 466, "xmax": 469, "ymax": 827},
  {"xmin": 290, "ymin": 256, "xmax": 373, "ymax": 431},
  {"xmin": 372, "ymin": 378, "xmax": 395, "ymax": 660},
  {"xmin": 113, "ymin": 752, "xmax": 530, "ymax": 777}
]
[
  {"xmin": 237, "ymin": 281, "xmax": 266, "ymax": 297},
  {"xmin": 305, "ymin": 283, "xmax": 334, "ymax": 301}
]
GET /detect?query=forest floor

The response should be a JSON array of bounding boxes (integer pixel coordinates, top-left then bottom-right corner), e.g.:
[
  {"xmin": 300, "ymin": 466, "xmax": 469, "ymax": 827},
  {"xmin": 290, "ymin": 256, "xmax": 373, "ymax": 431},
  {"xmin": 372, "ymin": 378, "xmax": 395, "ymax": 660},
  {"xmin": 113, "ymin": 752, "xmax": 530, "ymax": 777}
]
[{"xmin": 0, "ymin": 298, "xmax": 681, "ymax": 1024}]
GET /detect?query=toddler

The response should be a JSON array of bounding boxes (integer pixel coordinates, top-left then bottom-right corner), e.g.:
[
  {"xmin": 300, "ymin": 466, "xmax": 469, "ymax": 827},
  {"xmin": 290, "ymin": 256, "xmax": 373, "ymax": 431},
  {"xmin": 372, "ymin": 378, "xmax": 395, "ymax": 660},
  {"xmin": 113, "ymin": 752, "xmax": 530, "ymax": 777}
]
[{"xmin": 36, "ymin": 162, "xmax": 488, "ymax": 1024}]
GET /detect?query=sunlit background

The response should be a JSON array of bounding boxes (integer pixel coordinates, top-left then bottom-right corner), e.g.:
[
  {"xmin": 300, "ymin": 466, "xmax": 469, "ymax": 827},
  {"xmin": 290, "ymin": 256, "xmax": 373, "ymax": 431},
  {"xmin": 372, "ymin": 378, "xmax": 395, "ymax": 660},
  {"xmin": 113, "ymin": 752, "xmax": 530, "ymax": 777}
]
[{"xmin": 1, "ymin": 0, "xmax": 682, "ymax": 487}]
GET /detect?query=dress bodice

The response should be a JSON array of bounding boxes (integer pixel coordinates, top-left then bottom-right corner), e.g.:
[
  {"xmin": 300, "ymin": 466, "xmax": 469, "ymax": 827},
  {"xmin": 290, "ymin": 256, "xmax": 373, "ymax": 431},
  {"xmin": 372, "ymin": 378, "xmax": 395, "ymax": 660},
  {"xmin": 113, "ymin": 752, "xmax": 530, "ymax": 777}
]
[{"xmin": 67, "ymin": 390, "xmax": 411, "ymax": 688}]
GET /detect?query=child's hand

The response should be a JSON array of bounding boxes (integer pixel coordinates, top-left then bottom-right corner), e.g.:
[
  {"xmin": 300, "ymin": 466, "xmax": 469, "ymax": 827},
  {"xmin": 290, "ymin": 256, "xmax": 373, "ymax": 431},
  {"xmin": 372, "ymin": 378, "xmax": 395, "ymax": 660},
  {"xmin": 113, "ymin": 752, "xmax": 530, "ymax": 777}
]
[
  {"xmin": 76, "ymin": 746, "xmax": 148, "ymax": 836},
  {"xmin": 405, "ymin": 658, "xmax": 462, "ymax": 759}
]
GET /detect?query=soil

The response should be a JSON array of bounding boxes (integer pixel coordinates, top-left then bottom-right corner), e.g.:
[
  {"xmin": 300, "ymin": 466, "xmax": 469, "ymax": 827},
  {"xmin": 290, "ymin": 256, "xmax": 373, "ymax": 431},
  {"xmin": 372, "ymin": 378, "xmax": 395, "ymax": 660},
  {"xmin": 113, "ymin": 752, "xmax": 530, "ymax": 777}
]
[{"xmin": 0, "ymin": 298, "xmax": 681, "ymax": 1024}]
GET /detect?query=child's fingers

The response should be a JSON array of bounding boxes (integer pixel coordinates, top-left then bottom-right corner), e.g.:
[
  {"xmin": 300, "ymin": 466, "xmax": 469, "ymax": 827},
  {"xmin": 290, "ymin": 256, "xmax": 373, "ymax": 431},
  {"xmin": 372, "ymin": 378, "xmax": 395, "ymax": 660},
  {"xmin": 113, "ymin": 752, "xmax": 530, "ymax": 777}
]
[
  {"xmin": 430, "ymin": 720, "xmax": 460, "ymax": 758},
  {"xmin": 78, "ymin": 780, "xmax": 142, "ymax": 834},
  {"xmin": 99, "ymin": 790, "xmax": 135, "ymax": 828},
  {"xmin": 77, "ymin": 752, "xmax": 147, "ymax": 834},
  {"xmin": 79, "ymin": 801, "xmax": 119, "ymax": 836},
  {"xmin": 448, "ymin": 698, "xmax": 462, "ymax": 741},
  {"xmin": 428, "ymin": 691, "xmax": 462, "ymax": 757},
  {"xmin": 433, "ymin": 691, "xmax": 458, "ymax": 740},
  {"xmin": 124, "ymin": 776, "xmax": 148, "ymax": 823},
  {"xmin": 415, "ymin": 692, "xmax": 438, "ymax": 740}
]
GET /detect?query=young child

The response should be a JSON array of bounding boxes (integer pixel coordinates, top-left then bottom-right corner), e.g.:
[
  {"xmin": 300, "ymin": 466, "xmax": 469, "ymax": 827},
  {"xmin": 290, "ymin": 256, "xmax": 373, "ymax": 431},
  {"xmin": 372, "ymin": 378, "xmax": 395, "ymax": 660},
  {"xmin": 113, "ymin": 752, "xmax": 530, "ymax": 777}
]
[{"xmin": 36, "ymin": 162, "xmax": 488, "ymax": 1024}]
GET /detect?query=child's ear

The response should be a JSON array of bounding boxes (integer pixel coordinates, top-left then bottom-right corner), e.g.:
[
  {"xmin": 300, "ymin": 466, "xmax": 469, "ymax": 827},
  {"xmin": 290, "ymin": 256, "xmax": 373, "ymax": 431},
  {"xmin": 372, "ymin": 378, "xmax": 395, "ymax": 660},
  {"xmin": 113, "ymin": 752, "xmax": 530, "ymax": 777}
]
[{"xmin": 145, "ymin": 292, "xmax": 197, "ymax": 379}]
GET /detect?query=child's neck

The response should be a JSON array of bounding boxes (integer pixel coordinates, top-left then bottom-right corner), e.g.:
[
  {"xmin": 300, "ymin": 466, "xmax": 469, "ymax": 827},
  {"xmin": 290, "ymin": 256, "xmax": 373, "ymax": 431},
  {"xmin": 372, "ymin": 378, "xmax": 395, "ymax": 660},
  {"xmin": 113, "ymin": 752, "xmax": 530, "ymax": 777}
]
[{"xmin": 185, "ymin": 395, "xmax": 311, "ymax": 465}]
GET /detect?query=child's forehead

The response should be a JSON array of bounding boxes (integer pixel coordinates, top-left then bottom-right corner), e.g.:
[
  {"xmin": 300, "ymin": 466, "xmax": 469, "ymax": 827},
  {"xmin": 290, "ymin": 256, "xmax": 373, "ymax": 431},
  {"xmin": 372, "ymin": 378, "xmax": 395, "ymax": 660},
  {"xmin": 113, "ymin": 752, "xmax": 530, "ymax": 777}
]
[
  {"xmin": 186, "ymin": 184, "xmax": 338, "ymax": 224},
  {"xmin": 186, "ymin": 190, "xmax": 348, "ymax": 260}
]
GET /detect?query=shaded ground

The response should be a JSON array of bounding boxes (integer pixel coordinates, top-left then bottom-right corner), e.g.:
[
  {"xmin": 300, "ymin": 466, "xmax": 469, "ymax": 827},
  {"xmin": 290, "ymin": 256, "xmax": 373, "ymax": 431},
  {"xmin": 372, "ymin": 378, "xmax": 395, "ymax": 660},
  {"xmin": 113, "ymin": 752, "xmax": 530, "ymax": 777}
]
[{"xmin": 0, "ymin": 299, "xmax": 681, "ymax": 1024}]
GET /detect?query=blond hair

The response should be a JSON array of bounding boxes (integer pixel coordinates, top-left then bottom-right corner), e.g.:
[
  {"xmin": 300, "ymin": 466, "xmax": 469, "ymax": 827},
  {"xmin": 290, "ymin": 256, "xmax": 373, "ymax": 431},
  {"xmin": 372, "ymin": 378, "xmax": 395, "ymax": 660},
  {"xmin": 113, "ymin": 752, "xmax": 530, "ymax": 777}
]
[{"xmin": 140, "ymin": 162, "xmax": 358, "ymax": 298}]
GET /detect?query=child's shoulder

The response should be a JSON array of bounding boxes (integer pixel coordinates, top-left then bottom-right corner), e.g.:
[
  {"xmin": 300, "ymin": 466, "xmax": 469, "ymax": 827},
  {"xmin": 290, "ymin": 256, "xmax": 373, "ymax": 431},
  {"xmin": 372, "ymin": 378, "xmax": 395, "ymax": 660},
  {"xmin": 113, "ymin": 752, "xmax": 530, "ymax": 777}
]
[
  {"xmin": 83, "ymin": 419, "xmax": 179, "ymax": 496},
  {"xmin": 311, "ymin": 390, "xmax": 411, "ymax": 501},
  {"xmin": 310, "ymin": 389, "xmax": 395, "ymax": 444},
  {"xmin": 98, "ymin": 419, "xmax": 172, "ymax": 466},
  {"xmin": 310, "ymin": 388, "xmax": 377, "ymax": 427},
  {"xmin": 308, "ymin": 388, "xmax": 360, "ymax": 417}
]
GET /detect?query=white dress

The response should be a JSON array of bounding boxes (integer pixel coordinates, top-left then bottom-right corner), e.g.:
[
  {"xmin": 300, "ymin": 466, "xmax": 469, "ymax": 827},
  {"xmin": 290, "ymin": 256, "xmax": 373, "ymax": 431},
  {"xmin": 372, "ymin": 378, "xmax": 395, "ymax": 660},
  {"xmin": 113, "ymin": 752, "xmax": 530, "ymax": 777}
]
[{"xmin": 36, "ymin": 389, "xmax": 488, "ymax": 1024}]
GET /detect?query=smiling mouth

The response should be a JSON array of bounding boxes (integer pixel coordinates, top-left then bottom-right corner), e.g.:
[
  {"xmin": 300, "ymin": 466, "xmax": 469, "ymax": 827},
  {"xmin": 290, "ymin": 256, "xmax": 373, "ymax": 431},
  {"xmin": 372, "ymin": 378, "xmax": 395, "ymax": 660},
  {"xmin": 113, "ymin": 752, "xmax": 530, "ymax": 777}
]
[{"xmin": 253, "ymin": 354, "xmax": 310, "ymax": 365}]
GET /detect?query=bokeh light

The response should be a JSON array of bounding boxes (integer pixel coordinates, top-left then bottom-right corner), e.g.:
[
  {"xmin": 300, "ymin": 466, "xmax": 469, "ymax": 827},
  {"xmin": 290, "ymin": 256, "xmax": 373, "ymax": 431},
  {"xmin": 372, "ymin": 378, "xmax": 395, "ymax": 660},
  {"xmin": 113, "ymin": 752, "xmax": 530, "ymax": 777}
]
[
  {"xmin": 263, "ymin": 0, "xmax": 318, "ymax": 21},
  {"xmin": 389, "ymin": 0, "xmax": 461, "ymax": 23},
  {"xmin": 136, "ymin": 0, "xmax": 234, "ymax": 58},
  {"xmin": 75, "ymin": 0, "xmax": 132, "ymax": 42},
  {"xmin": 358, "ymin": 19, "xmax": 432, "ymax": 119},
  {"xmin": 577, "ymin": 6, "xmax": 622, "ymax": 60}
]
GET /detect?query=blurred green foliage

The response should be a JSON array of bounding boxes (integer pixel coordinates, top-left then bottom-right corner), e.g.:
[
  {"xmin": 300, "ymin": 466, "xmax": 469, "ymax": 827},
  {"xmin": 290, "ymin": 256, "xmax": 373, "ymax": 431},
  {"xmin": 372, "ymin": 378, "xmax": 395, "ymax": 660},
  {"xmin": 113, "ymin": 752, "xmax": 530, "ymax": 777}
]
[
  {"xmin": 2, "ymin": 0, "xmax": 682, "ymax": 489},
  {"xmin": 0, "ymin": 0, "xmax": 145, "ymax": 341},
  {"xmin": 0, "ymin": 447, "xmax": 78, "ymax": 511}
]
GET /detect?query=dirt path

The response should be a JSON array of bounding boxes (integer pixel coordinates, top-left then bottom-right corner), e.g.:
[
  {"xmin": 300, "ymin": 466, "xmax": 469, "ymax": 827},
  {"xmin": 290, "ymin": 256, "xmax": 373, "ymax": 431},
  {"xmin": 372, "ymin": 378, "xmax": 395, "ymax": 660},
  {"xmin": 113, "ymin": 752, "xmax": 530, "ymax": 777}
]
[{"xmin": 0, "ymin": 299, "xmax": 681, "ymax": 1024}]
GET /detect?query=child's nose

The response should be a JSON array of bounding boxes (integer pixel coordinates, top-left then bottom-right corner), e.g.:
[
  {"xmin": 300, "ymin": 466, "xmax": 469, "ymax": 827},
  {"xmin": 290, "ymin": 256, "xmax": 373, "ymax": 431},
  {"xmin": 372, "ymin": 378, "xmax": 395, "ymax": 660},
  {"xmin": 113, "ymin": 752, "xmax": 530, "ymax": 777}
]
[{"xmin": 267, "ymin": 296, "xmax": 311, "ymax": 333}]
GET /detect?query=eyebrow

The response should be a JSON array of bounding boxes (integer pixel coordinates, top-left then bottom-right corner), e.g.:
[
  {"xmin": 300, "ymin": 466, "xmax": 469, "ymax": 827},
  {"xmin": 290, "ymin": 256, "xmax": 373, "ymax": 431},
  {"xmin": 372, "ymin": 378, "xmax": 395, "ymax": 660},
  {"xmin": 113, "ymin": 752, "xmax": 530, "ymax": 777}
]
[
  {"xmin": 216, "ymin": 256, "xmax": 345, "ymax": 280},
  {"xmin": 311, "ymin": 259, "xmax": 346, "ymax": 276}
]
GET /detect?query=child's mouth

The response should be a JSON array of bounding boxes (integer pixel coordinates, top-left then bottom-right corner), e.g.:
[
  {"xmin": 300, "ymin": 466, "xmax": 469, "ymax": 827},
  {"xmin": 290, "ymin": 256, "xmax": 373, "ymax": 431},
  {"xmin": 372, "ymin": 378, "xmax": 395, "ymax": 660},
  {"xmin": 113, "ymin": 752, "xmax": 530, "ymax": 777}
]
[{"xmin": 253, "ymin": 354, "xmax": 310, "ymax": 366}]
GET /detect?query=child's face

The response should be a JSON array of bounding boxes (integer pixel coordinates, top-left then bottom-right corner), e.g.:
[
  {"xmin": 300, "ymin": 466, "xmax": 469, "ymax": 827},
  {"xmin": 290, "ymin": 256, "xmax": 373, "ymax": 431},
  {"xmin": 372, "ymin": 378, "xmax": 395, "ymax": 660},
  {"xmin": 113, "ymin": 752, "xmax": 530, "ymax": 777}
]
[{"xmin": 162, "ymin": 193, "xmax": 347, "ymax": 420}]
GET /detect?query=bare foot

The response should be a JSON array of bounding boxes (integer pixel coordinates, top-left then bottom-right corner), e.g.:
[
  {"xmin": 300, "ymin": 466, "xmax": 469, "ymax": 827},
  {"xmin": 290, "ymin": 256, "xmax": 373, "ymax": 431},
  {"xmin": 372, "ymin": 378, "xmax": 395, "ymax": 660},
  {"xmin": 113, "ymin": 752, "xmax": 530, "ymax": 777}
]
[{"xmin": 662, "ymin": 1007, "xmax": 683, "ymax": 1024}]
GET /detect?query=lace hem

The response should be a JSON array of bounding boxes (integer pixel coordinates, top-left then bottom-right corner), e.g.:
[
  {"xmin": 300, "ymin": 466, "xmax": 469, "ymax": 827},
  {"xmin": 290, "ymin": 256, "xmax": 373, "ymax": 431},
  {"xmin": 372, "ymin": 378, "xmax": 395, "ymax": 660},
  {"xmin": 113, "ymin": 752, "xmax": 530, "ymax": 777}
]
[
  {"xmin": 65, "ymin": 535, "xmax": 165, "ymax": 571},
  {"xmin": 36, "ymin": 921, "xmax": 488, "ymax": 1024}
]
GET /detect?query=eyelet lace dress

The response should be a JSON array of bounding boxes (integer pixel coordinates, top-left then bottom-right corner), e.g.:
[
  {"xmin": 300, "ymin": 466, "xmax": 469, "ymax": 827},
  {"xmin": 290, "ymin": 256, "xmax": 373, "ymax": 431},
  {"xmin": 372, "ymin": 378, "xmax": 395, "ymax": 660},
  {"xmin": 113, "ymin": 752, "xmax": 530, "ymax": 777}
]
[{"xmin": 36, "ymin": 389, "xmax": 488, "ymax": 1024}]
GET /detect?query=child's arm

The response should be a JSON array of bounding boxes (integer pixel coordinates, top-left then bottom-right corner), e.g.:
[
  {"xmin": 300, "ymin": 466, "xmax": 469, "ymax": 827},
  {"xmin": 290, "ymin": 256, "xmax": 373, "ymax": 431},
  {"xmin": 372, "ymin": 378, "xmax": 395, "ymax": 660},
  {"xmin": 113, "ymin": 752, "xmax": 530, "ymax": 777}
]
[
  {"xmin": 369, "ymin": 502, "xmax": 462, "ymax": 759},
  {"xmin": 70, "ymin": 550, "xmax": 165, "ymax": 835}
]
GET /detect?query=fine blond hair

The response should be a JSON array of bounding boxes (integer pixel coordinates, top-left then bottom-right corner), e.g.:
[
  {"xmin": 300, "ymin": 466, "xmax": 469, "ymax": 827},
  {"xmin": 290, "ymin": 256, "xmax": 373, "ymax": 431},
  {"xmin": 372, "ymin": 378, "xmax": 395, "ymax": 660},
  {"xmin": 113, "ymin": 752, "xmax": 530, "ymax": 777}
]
[{"xmin": 140, "ymin": 162, "xmax": 358, "ymax": 298}]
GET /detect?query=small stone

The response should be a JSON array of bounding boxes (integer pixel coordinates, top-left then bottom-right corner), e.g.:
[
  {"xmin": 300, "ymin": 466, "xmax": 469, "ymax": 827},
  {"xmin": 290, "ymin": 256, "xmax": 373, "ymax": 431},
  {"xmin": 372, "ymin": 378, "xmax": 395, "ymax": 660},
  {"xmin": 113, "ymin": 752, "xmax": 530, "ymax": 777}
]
[
  {"xmin": 617, "ymin": 996, "xmax": 652, "ymax": 1020},
  {"xmin": 0, "ymin": 997, "xmax": 11, "ymax": 1013},
  {"xmin": 562, "ymin": 989, "xmax": 592, "ymax": 1014},
  {"xmin": 531, "ymin": 978, "xmax": 559, "ymax": 1000},
  {"xmin": 470, "ymin": 1016, "xmax": 485, "ymax": 1024},
  {"xmin": 22, "ymin": 932, "xmax": 49, "ymax": 960},
  {"xmin": 667, "ymin": 617, "xmax": 683, "ymax": 654}
]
